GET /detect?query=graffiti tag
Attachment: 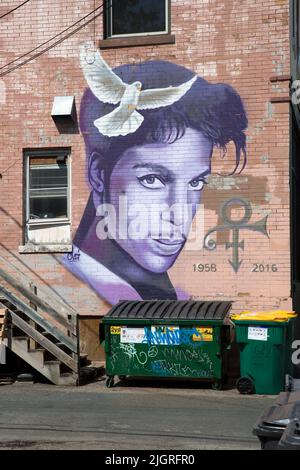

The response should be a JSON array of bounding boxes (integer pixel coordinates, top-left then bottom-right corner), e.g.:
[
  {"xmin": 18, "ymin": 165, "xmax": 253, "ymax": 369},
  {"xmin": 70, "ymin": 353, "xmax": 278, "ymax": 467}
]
[
  {"xmin": 143, "ymin": 327, "xmax": 203, "ymax": 346},
  {"xmin": 66, "ymin": 248, "xmax": 81, "ymax": 263},
  {"xmin": 119, "ymin": 343, "xmax": 148, "ymax": 366}
]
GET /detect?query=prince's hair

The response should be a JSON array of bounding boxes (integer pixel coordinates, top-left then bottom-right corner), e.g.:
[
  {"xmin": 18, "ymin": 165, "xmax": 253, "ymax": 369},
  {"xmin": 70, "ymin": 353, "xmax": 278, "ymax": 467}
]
[{"xmin": 80, "ymin": 59, "xmax": 248, "ymax": 182}]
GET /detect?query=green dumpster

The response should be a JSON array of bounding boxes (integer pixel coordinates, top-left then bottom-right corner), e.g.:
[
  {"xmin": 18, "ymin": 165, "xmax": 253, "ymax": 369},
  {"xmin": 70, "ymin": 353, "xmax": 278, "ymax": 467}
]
[
  {"xmin": 100, "ymin": 300, "xmax": 233, "ymax": 389},
  {"xmin": 232, "ymin": 311, "xmax": 297, "ymax": 395}
]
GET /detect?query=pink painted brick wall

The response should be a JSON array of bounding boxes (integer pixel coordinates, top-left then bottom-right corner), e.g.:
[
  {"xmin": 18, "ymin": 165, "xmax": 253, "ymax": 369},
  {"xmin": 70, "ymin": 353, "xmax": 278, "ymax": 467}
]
[{"xmin": 0, "ymin": 0, "xmax": 292, "ymax": 316}]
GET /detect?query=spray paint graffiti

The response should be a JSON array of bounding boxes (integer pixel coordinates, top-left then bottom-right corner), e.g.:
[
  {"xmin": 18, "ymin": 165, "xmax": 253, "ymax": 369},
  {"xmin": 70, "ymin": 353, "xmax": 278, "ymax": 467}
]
[
  {"xmin": 162, "ymin": 347, "xmax": 214, "ymax": 366},
  {"xmin": 151, "ymin": 360, "xmax": 212, "ymax": 378},
  {"xmin": 148, "ymin": 346, "xmax": 159, "ymax": 358},
  {"xmin": 66, "ymin": 248, "xmax": 81, "ymax": 263},
  {"xmin": 119, "ymin": 343, "xmax": 148, "ymax": 366},
  {"xmin": 110, "ymin": 349, "xmax": 119, "ymax": 368},
  {"xmin": 108, "ymin": 324, "xmax": 215, "ymax": 379},
  {"xmin": 142, "ymin": 326, "xmax": 203, "ymax": 346}
]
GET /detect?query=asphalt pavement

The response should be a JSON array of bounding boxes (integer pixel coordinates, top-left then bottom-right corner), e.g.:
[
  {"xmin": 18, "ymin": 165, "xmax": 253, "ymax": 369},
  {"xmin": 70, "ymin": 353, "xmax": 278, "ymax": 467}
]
[{"xmin": 0, "ymin": 378, "xmax": 275, "ymax": 450}]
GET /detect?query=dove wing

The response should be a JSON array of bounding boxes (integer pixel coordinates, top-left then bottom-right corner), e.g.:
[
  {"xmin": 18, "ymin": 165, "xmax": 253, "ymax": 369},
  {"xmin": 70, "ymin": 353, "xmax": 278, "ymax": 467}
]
[
  {"xmin": 80, "ymin": 44, "xmax": 126, "ymax": 105},
  {"xmin": 137, "ymin": 75, "xmax": 197, "ymax": 110}
]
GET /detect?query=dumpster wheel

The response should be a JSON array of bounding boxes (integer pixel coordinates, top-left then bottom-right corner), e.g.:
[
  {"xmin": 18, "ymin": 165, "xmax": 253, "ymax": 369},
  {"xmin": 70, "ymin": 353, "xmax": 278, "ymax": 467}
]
[
  {"xmin": 106, "ymin": 376, "xmax": 115, "ymax": 388},
  {"xmin": 212, "ymin": 380, "xmax": 223, "ymax": 391},
  {"xmin": 236, "ymin": 376, "xmax": 255, "ymax": 394}
]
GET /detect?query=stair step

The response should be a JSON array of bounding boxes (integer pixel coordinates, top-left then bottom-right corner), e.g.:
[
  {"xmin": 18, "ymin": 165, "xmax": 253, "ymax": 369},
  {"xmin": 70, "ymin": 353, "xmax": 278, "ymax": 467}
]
[
  {"xmin": 43, "ymin": 360, "xmax": 61, "ymax": 383},
  {"xmin": 11, "ymin": 340, "xmax": 75, "ymax": 385},
  {"xmin": 54, "ymin": 343, "xmax": 89, "ymax": 364},
  {"xmin": 57, "ymin": 372, "xmax": 76, "ymax": 386},
  {"xmin": 16, "ymin": 312, "xmax": 30, "ymax": 321},
  {"xmin": 56, "ymin": 342, "xmax": 72, "ymax": 353},
  {"xmin": 52, "ymin": 349, "xmax": 91, "ymax": 366},
  {"xmin": 41, "ymin": 331, "xmax": 52, "ymax": 336},
  {"xmin": 11, "ymin": 337, "xmax": 29, "ymax": 352},
  {"xmin": 5, "ymin": 306, "xmax": 20, "ymax": 313},
  {"xmin": 12, "ymin": 326, "xmax": 29, "ymax": 337},
  {"xmin": 0, "ymin": 288, "xmax": 79, "ymax": 386},
  {"xmin": 12, "ymin": 336, "xmax": 29, "ymax": 343},
  {"xmin": 28, "ymin": 349, "xmax": 44, "ymax": 364},
  {"xmin": 60, "ymin": 372, "xmax": 74, "ymax": 378},
  {"xmin": 29, "ymin": 348, "xmax": 46, "ymax": 354},
  {"xmin": 41, "ymin": 331, "xmax": 58, "ymax": 341}
]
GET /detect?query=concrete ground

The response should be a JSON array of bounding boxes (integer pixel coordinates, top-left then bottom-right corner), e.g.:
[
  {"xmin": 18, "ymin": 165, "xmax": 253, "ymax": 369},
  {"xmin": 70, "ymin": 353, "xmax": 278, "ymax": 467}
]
[{"xmin": 0, "ymin": 378, "xmax": 275, "ymax": 450}]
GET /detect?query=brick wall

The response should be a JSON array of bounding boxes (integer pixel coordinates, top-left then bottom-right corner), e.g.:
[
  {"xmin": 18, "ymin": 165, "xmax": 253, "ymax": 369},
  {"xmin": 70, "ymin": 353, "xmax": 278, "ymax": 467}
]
[{"xmin": 0, "ymin": 0, "xmax": 292, "ymax": 316}]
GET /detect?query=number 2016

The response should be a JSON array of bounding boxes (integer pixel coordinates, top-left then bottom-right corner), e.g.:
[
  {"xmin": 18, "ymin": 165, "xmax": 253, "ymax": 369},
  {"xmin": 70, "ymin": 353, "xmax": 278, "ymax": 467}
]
[
  {"xmin": 251, "ymin": 264, "xmax": 278, "ymax": 273},
  {"xmin": 193, "ymin": 264, "xmax": 217, "ymax": 272}
]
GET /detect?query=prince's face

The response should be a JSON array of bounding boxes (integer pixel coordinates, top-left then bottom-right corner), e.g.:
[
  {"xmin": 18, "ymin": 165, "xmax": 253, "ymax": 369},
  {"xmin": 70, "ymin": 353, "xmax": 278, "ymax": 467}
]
[{"xmin": 106, "ymin": 128, "xmax": 212, "ymax": 273}]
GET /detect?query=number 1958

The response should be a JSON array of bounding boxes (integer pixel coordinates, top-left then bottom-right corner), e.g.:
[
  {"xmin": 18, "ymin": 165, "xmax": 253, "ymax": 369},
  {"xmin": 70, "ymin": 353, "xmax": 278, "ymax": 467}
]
[{"xmin": 193, "ymin": 264, "xmax": 217, "ymax": 272}]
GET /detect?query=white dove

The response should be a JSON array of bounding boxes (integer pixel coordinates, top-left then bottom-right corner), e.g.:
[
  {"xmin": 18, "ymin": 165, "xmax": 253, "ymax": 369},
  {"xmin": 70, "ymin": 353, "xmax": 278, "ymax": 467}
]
[{"xmin": 80, "ymin": 43, "xmax": 197, "ymax": 137}]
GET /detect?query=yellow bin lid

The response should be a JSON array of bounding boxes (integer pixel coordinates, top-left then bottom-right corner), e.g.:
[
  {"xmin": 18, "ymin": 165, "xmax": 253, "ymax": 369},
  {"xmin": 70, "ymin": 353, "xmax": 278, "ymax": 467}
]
[{"xmin": 230, "ymin": 310, "xmax": 297, "ymax": 322}]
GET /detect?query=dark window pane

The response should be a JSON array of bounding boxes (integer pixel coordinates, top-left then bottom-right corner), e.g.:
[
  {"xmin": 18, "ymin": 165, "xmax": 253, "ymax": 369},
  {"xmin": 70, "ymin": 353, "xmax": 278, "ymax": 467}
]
[
  {"xmin": 111, "ymin": 0, "xmax": 166, "ymax": 36},
  {"xmin": 28, "ymin": 158, "xmax": 69, "ymax": 220},
  {"xmin": 29, "ymin": 165, "xmax": 68, "ymax": 190},
  {"xmin": 29, "ymin": 196, "xmax": 68, "ymax": 220}
]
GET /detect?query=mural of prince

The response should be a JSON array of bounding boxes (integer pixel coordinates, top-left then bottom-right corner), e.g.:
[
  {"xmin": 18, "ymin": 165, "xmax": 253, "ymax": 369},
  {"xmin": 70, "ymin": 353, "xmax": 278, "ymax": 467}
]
[{"xmin": 64, "ymin": 43, "xmax": 248, "ymax": 304}]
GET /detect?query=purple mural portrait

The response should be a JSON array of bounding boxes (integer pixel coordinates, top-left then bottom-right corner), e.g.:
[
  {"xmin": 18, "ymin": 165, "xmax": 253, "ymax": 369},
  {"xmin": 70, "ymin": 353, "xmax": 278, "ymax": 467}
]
[{"xmin": 63, "ymin": 43, "xmax": 248, "ymax": 305}]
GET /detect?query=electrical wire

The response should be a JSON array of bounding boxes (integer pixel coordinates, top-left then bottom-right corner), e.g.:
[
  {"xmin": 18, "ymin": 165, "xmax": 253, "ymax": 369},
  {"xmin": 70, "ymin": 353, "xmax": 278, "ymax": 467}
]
[
  {"xmin": 0, "ymin": 0, "xmax": 31, "ymax": 20},
  {"xmin": 0, "ymin": 159, "xmax": 19, "ymax": 178},
  {"xmin": 0, "ymin": 8, "xmax": 103, "ymax": 78},
  {"xmin": 0, "ymin": 3, "xmax": 103, "ymax": 73}
]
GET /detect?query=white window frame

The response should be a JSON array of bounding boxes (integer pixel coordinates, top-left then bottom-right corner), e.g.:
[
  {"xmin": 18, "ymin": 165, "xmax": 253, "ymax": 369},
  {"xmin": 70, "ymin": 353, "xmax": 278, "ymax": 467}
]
[
  {"xmin": 106, "ymin": 0, "xmax": 169, "ymax": 38},
  {"xmin": 20, "ymin": 149, "xmax": 72, "ymax": 252},
  {"xmin": 25, "ymin": 149, "xmax": 71, "ymax": 227}
]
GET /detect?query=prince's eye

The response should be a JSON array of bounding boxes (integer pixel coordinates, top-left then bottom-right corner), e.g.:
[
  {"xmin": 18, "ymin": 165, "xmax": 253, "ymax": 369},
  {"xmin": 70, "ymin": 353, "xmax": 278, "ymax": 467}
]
[
  {"xmin": 188, "ymin": 178, "xmax": 207, "ymax": 191},
  {"xmin": 138, "ymin": 175, "xmax": 165, "ymax": 189}
]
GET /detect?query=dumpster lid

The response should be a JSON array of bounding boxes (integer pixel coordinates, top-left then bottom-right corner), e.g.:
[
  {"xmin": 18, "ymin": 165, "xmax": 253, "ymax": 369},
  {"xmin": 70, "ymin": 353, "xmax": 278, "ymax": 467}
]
[
  {"xmin": 231, "ymin": 310, "xmax": 297, "ymax": 322},
  {"xmin": 104, "ymin": 300, "xmax": 232, "ymax": 321}
]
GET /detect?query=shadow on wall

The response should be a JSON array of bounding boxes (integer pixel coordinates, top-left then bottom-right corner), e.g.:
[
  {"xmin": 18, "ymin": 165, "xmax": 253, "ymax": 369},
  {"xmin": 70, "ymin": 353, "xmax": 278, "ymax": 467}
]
[{"xmin": 0, "ymin": 207, "xmax": 75, "ymax": 309}]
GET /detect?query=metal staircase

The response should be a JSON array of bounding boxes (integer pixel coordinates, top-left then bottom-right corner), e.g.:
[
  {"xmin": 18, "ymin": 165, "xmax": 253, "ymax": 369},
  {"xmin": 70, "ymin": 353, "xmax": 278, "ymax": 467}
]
[{"xmin": 0, "ymin": 255, "xmax": 92, "ymax": 385}]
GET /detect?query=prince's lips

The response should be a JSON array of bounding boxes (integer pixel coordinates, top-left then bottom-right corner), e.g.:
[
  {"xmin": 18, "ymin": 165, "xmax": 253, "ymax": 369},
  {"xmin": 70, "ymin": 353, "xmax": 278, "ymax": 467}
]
[{"xmin": 151, "ymin": 238, "xmax": 185, "ymax": 256}]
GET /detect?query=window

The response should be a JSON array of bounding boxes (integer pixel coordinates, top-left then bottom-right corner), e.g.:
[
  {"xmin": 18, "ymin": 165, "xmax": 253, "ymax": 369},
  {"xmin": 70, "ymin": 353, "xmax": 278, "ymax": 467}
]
[
  {"xmin": 105, "ymin": 0, "xmax": 169, "ymax": 38},
  {"xmin": 21, "ymin": 149, "xmax": 72, "ymax": 252},
  {"xmin": 28, "ymin": 157, "xmax": 69, "ymax": 221}
]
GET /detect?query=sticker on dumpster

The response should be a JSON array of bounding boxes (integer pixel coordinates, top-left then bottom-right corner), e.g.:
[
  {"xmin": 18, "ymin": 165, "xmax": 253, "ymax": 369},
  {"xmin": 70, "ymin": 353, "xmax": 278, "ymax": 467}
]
[
  {"xmin": 193, "ymin": 327, "xmax": 213, "ymax": 342},
  {"xmin": 120, "ymin": 327, "xmax": 146, "ymax": 344},
  {"xmin": 248, "ymin": 326, "xmax": 268, "ymax": 341},
  {"xmin": 149, "ymin": 326, "xmax": 180, "ymax": 346},
  {"xmin": 110, "ymin": 326, "xmax": 121, "ymax": 335}
]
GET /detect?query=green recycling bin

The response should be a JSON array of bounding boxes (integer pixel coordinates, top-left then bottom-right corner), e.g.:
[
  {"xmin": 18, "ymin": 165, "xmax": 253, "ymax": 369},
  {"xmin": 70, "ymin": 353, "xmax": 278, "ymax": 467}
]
[
  {"xmin": 233, "ymin": 312, "xmax": 297, "ymax": 395},
  {"xmin": 100, "ymin": 300, "xmax": 233, "ymax": 389}
]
